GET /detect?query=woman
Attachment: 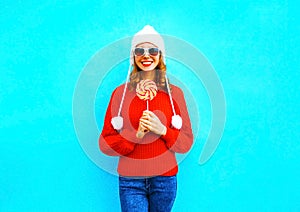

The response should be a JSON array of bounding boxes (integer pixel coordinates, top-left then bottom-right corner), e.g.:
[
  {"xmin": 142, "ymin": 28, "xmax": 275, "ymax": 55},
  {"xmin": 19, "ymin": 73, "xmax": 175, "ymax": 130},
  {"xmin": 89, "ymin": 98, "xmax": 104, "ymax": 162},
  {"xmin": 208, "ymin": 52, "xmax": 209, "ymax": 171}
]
[{"xmin": 99, "ymin": 25, "xmax": 193, "ymax": 212}]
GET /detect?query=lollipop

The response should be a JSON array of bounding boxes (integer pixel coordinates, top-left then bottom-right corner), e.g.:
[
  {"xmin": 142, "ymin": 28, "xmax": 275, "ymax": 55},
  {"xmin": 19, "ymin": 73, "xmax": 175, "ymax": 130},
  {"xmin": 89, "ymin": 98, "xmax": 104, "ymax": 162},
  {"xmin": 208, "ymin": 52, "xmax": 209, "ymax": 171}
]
[
  {"xmin": 136, "ymin": 79, "xmax": 157, "ymax": 138},
  {"xmin": 136, "ymin": 79, "xmax": 157, "ymax": 110}
]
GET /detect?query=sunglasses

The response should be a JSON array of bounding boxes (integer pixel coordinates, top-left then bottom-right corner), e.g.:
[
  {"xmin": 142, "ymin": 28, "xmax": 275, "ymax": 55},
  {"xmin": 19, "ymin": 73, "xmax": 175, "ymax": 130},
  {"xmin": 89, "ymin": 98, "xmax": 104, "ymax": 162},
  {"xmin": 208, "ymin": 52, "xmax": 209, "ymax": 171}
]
[{"xmin": 134, "ymin": 48, "xmax": 160, "ymax": 57}]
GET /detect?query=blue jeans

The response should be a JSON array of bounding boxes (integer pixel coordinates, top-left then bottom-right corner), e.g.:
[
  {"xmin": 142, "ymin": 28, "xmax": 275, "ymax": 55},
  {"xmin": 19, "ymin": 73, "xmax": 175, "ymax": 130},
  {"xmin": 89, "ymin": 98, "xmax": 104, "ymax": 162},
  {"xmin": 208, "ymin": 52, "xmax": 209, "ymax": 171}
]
[{"xmin": 119, "ymin": 175, "xmax": 177, "ymax": 212}]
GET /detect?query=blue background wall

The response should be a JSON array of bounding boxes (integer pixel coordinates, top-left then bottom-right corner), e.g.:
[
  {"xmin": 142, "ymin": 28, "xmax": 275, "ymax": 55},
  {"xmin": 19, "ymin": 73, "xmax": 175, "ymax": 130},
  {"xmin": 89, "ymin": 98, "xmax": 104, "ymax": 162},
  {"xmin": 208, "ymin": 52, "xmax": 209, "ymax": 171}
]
[{"xmin": 1, "ymin": 1, "xmax": 299, "ymax": 211}]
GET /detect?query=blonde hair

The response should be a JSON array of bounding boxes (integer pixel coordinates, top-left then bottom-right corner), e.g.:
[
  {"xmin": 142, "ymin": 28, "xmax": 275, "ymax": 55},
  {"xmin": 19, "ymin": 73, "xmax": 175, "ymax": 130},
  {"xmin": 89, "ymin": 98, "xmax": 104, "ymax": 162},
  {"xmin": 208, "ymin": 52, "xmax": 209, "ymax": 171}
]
[{"xmin": 129, "ymin": 54, "xmax": 167, "ymax": 91}]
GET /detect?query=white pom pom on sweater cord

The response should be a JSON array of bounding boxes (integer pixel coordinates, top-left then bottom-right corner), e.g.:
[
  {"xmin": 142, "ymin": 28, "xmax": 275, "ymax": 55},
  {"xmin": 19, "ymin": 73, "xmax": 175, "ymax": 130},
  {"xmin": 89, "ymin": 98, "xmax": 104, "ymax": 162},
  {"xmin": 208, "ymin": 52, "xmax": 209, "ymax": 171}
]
[
  {"xmin": 171, "ymin": 115, "xmax": 182, "ymax": 130},
  {"xmin": 111, "ymin": 116, "xmax": 123, "ymax": 130}
]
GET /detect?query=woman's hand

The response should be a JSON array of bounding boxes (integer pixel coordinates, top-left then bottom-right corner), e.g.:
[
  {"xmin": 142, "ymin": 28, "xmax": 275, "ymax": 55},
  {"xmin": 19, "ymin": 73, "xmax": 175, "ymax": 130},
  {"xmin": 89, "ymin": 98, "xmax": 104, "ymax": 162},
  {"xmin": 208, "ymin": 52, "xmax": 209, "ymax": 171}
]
[{"xmin": 139, "ymin": 110, "xmax": 167, "ymax": 136}]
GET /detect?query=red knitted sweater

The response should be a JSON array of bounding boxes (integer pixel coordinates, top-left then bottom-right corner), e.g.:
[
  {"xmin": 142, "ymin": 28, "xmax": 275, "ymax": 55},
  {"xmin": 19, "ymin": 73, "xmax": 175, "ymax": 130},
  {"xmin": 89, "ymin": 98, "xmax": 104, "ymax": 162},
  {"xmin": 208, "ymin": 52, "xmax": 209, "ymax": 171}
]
[{"xmin": 99, "ymin": 83, "xmax": 193, "ymax": 176}]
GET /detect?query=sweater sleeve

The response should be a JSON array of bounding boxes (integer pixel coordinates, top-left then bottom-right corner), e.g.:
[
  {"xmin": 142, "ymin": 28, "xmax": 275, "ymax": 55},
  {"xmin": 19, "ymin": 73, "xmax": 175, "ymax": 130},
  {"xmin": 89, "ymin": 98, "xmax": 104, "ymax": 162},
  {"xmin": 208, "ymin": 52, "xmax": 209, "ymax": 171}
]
[
  {"xmin": 99, "ymin": 86, "xmax": 138, "ymax": 156},
  {"xmin": 161, "ymin": 86, "xmax": 194, "ymax": 153}
]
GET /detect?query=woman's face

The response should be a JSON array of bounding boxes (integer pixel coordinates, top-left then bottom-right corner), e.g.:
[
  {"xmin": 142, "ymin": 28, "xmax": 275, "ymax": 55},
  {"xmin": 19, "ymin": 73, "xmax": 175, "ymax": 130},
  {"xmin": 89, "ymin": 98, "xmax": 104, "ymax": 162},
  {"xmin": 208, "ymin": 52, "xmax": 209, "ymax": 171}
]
[{"xmin": 134, "ymin": 42, "xmax": 160, "ymax": 72}]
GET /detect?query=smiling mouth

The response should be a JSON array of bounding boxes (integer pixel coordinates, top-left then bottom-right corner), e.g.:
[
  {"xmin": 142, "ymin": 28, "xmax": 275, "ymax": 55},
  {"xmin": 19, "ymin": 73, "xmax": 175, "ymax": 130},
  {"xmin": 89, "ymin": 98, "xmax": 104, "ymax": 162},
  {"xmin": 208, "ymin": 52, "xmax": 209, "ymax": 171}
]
[{"xmin": 141, "ymin": 61, "xmax": 153, "ymax": 67}]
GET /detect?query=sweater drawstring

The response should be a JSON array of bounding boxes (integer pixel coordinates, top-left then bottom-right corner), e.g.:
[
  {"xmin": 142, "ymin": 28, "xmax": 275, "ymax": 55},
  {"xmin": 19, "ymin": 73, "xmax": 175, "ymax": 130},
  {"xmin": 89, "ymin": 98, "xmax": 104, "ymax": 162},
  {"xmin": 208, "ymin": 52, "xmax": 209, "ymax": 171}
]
[
  {"xmin": 165, "ymin": 75, "xmax": 182, "ymax": 130},
  {"xmin": 111, "ymin": 64, "xmax": 132, "ymax": 130}
]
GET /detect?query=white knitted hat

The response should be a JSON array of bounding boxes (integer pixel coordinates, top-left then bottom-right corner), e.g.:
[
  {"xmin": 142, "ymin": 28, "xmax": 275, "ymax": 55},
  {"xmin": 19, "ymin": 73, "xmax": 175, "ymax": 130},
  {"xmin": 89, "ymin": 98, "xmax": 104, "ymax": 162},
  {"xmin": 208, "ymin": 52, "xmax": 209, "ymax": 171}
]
[{"xmin": 130, "ymin": 25, "xmax": 165, "ymax": 65}]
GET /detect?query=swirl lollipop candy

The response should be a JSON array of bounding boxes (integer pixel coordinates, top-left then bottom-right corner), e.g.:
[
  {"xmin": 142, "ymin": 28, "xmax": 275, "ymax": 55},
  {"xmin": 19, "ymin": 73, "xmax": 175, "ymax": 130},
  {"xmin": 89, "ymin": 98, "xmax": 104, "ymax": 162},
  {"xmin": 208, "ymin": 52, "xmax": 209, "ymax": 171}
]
[{"xmin": 136, "ymin": 79, "xmax": 158, "ymax": 109}]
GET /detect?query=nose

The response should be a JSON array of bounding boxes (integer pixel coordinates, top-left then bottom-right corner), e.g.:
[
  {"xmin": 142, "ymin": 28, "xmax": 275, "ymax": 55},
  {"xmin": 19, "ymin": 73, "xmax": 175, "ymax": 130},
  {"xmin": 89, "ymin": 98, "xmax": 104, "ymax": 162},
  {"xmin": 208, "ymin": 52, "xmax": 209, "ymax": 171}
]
[
  {"xmin": 143, "ymin": 52, "xmax": 150, "ymax": 58},
  {"xmin": 143, "ymin": 49, "xmax": 151, "ymax": 57}
]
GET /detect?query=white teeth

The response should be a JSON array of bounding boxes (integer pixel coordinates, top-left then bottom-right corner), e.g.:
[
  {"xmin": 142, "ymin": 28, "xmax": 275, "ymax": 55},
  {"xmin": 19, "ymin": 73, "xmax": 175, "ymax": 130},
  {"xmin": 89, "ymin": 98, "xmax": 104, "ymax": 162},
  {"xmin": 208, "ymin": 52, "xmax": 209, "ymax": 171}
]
[{"xmin": 142, "ymin": 61, "xmax": 152, "ymax": 65}]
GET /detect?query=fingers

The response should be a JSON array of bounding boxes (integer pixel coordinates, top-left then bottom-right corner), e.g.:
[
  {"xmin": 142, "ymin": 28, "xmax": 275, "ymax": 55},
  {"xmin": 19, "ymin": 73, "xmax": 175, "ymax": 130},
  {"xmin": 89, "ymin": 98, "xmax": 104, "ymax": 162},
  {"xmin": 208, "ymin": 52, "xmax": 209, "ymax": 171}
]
[
  {"xmin": 140, "ymin": 118, "xmax": 151, "ymax": 126},
  {"xmin": 141, "ymin": 111, "xmax": 158, "ymax": 124},
  {"xmin": 140, "ymin": 111, "xmax": 159, "ymax": 128},
  {"xmin": 140, "ymin": 114, "xmax": 153, "ymax": 127},
  {"xmin": 140, "ymin": 121, "xmax": 152, "ymax": 132},
  {"xmin": 140, "ymin": 121, "xmax": 150, "ymax": 132},
  {"xmin": 139, "ymin": 111, "xmax": 165, "ymax": 135},
  {"xmin": 142, "ymin": 110, "xmax": 156, "ymax": 118},
  {"xmin": 141, "ymin": 112, "xmax": 149, "ymax": 119},
  {"xmin": 136, "ymin": 120, "xmax": 149, "ymax": 139}
]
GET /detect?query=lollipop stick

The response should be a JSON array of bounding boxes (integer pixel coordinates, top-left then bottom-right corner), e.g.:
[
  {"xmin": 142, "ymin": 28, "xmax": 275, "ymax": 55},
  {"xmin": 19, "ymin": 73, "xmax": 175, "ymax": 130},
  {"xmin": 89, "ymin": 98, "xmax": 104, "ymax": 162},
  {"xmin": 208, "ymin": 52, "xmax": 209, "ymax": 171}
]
[{"xmin": 146, "ymin": 100, "xmax": 149, "ymax": 110}]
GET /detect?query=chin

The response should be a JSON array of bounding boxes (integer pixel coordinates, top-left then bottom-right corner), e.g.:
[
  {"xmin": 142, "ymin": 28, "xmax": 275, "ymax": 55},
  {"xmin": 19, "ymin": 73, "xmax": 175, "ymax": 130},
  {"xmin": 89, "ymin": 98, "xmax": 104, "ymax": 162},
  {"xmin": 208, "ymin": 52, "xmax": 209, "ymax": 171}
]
[
  {"xmin": 143, "ymin": 68, "xmax": 155, "ymax": 71},
  {"xmin": 138, "ymin": 66, "xmax": 156, "ymax": 72}
]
